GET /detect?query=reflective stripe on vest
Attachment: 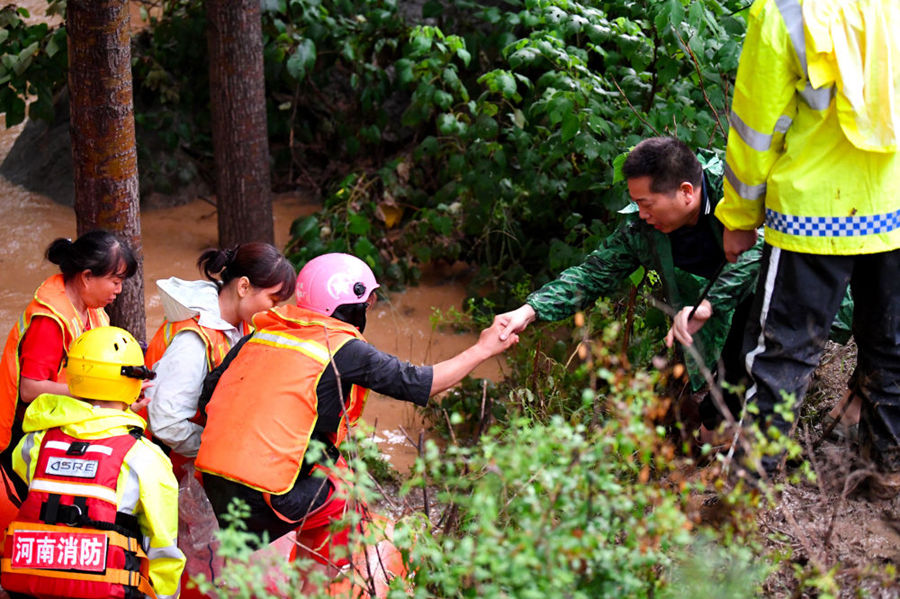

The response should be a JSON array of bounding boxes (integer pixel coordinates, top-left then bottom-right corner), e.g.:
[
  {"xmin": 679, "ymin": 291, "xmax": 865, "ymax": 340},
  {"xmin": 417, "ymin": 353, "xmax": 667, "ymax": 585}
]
[
  {"xmin": 27, "ymin": 479, "xmax": 119, "ymax": 505},
  {"xmin": 724, "ymin": 162, "xmax": 768, "ymax": 201},
  {"xmin": 0, "ymin": 275, "xmax": 108, "ymax": 451},
  {"xmin": 775, "ymin": 0, "xmax": 834, "ymax": 110},
  {"xmin": 146, "ymin": 318, "xmax": 244, "ymax": 373},
  {"xmin": 728, "ymin": 0, "xmax": 836, "ymax": 197},
  {"xmin": 249, "ymin": 329, "xmax": 332, "ymax": 364},
  {"xmin": 196, "ymin": 306, "xmax": 370, "ymax": 494}
]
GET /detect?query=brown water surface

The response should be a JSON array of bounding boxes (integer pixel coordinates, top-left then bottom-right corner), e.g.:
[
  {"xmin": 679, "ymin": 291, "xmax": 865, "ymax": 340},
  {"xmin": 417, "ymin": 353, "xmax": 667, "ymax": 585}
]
[
  {"xmin": 0, "ymin": 139, "xmax": 497, "ymax": 472},
  {"xmin": 0, "ymin": 7, "xmax": 503, "ymax": 470}
]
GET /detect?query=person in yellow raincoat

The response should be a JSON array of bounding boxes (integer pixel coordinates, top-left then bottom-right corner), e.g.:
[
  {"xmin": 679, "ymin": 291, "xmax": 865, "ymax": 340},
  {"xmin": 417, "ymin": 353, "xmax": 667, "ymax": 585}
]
[
  {"xmin": 716, "ymin": 0, "xmax": 900, "ymax": 483},
  {"xmin": 4, "ymin": 327, "xmax": 185, "ymax": 598}
]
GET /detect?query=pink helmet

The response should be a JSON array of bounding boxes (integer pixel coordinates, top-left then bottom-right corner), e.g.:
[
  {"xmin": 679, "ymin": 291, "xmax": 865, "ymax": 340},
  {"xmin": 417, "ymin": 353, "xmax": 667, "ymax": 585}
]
[{"xmin": 295, "ymin": 253, "xmax": 380, "ymax": 316}]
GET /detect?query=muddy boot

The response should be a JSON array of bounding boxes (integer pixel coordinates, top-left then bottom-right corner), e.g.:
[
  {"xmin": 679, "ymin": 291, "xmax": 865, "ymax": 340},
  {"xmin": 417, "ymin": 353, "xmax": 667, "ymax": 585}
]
[
  {"xmin": 854, "ymin": 409, "xmax": 900, "ymax": 500},
  {"xmin": 822, "ymin": 389, "xmax": 861, "ymax": 443}
]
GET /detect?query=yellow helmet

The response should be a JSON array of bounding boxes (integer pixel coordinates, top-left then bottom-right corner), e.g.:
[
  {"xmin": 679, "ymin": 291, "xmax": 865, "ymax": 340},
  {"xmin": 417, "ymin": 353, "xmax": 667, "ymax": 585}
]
[{"xmin": 65, "ymin": 326, "xmax": 154, "ymax": 403}]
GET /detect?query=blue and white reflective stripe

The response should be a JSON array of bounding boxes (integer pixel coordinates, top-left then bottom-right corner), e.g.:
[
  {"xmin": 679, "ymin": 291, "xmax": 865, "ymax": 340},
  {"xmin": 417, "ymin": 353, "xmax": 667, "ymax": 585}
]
[
  {"xmin": 725, "ymin": 162, "xmax": 767, "ymax": 200},
  {"xmin": 29, "ymin": 478, "xmax": 118, "ymax": 504},
  {"xmin": 729, "ymin": 111, "xmax": 793, "ymax": 151},
  {"xmin": 766, "ymin": 207, "xmax": 900, "ymax": 237},
  {"xmin": 775, "ymin": 0, "xmax": 834, "ymax": 110},
  {"xmin": 44, "ymin": 440, "xmax": 113, "ymax": 455}
]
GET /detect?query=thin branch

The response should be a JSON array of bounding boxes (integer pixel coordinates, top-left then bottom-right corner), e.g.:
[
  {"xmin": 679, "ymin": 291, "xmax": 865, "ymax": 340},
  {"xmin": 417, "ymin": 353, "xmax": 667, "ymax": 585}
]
[
  {"xmin": 610, "ymin": 76, "xmax": 662, "ymax": 137},
  {"xmin": 672, "ymin": 29, "xmax": 727, "ymax": 139}
]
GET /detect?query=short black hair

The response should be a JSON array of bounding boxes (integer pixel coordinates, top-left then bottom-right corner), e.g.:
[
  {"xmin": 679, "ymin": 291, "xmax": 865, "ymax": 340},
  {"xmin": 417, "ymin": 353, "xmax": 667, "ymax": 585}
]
[{"xmin": 621, "ymin": 137, "xmax": 702, "ymax": 195}]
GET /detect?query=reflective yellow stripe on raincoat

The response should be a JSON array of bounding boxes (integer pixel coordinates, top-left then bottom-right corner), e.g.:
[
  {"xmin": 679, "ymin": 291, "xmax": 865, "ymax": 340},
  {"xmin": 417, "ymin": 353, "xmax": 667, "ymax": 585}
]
[
  {"xmin": 715, "ymin": 0, "xmax": 900, "ymax": 256},
  {"xmin": 12, "ymin": 394, "xmax": 185, "ymax": 599}
]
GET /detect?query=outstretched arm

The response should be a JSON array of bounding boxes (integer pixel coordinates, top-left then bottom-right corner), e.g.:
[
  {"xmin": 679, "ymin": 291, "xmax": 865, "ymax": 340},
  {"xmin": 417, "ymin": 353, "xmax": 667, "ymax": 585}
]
[
  {"xmin": 430, "ymin": 320, "xmax": 519, "ymax": 396},
  {"xmin": 494, "ymin": 304, "xmax": 536, "ymax": 341}
]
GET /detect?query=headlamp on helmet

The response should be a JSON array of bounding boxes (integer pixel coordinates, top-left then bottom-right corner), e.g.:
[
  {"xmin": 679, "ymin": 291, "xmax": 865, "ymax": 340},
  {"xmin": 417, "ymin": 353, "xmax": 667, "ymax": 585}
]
[{"xmin": 65, "ymin": 326, "xmax": 154, "ymax": 403}]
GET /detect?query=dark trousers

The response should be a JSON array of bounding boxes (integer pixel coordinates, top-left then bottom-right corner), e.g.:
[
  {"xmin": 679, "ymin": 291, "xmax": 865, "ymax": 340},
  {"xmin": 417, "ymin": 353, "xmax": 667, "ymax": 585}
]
[
  {"xmin": 698, "ymin": 295, "xmax": 753, "ymax": 429},
  {"xmin": 203, "ymin": 471, "xmax": 333, "ymax": 546},
  {"xmin": 743, "ymin": 245, "xmax": 900, "ymax": 470}
]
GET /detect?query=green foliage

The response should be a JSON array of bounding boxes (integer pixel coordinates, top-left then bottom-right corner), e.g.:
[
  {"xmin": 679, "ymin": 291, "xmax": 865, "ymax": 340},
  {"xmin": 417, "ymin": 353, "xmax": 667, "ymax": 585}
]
[
  {"xmin": 192, "ymin": 316, "xmax": 819, "ymax": 598},
  {"xmin": 280, "ymin": 0, "xmax": 747, "ymax": 301},
  {"xmin": 1, "ymin": 1, "xmax": 744, "ymax": 300},
  {"xmin": 659, "ymin": 537, "xmax": 769, "ymax": 599},
  {"xmin": 129, "ymin": 1, "xmax": 211, "ymax": 195},
  {"xmin": 0, "ymin": 5, "xmax": 67, "ymax": 127},
  {"xmin": 202, "ymin": 358, "xmax": 779, "ymax": 598},
  {"xmin": 399, "ymin": 417, "xmax": 695, "ymax": 597}
]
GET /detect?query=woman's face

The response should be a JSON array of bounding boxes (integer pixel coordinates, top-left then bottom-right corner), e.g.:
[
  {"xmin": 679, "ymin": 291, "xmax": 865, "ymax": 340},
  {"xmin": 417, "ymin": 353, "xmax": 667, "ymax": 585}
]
[
  {"xmin": 78, "ymin": 267, "xmax": 127, "ymax": 308},
  {"xmin": 238, "ymin": 283, "xmax": 285, "ymax": 323}
]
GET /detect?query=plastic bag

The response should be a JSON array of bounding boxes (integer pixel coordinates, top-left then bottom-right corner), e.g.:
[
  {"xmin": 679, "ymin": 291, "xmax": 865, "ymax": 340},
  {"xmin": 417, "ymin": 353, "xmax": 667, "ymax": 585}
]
[{"xmin": 178, "ymin": 461, "xmax": 223, "ymax": 598}]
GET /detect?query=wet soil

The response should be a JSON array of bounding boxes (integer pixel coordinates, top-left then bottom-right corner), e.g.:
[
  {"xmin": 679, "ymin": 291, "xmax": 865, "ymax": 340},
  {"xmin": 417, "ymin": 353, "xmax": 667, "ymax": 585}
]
[{"xmin": 757, "ymin": 341, "xmax": 900, "ymax": 597}]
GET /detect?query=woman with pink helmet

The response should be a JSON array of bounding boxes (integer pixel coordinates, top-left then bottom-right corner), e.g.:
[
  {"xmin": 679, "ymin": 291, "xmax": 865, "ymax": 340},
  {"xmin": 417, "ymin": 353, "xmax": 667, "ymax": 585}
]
[{"xmin": 195, "ymin": 252, "xmax": 517, "ymax": 571}]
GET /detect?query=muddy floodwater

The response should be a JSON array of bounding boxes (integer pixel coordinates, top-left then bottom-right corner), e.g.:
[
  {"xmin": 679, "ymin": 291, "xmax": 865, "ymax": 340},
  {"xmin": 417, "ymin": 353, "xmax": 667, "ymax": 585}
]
[
  {"xmin": 0, "ymin": 133, "xmax": 502, "ymax": 472},
  {"xmin": 0, "ymin": 7, "xmax": 504, "ymax": 471}
]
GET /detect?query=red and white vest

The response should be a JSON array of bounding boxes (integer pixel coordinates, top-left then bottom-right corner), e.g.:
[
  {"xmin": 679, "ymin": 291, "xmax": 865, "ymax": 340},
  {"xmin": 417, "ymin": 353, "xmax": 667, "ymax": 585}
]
[{"xmin": 0, "ymin": 428, "xmax": 156, "ymax": 599}]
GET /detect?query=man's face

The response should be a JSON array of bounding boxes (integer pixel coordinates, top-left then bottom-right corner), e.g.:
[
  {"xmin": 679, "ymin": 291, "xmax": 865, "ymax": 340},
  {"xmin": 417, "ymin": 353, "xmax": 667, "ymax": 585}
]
[{"xmin": 626, "ymin": 176, "xmax": 696, "ymax": 234}]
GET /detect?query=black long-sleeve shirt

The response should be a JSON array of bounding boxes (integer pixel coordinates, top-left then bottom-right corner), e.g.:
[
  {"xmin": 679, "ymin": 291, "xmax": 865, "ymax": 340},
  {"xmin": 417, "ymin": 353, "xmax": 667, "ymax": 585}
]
[{"xmin": 314, "ymin": 339, "xmax": 433, "ymax": 433}]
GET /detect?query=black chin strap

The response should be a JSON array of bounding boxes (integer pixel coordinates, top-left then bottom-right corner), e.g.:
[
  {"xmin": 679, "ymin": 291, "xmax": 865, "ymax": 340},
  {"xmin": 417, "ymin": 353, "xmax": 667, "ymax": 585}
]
[{"xmin": 331, "ymin": 302, "xmax": 367, "ymax": 333}]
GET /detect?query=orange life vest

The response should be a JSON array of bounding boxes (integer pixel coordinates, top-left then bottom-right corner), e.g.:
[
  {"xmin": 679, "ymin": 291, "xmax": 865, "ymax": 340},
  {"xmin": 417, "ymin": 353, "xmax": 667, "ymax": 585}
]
[
  {"xmin": 0, "ymin": 275, "xmax": 108, "ymax": 451},
  {"xmin": 196, "ymin": 305, "xmax": 370, "ymax": 495},
  {"xmin": 145, "ymin": 318, "xmax": 248, "ymax": 374},
  {"xmin": 143, "ymin": 317, "xmax": 248, "ymax": 431},
  {"xmin": 0, "ymin": 428, "xmax": 156, "ymax": 599},
  {"xmin": 143, "ymin": 317, "xmax": 249, "ymax": 482}
]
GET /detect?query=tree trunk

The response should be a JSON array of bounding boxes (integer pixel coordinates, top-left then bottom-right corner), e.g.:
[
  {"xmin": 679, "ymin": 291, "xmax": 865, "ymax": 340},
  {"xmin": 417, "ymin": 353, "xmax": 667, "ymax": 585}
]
[
  {"xmin": 206, "ymin": 0, "xmax": 274, "ymax": 247},
  {"xmin": 67, "ymin": 0, "xmax": 146, "ymax": 342}
]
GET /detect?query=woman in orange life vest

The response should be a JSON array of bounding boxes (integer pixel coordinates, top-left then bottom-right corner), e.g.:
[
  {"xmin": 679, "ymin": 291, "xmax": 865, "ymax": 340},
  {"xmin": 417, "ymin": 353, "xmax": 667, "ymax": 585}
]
[
  {"xmin": 196, "ymin": 253, "xmax": 519, "ymax": 564},
  {"xmin": 2, "ymin": 326, "xmax": 184, "ymax": 599},
  {"xmin": 145, "ymin": 243, "xmax": 295, "ymax": 472},
  {"xmin": 0, "ymin": 231, "xmax": 137, "ymax": 507}
]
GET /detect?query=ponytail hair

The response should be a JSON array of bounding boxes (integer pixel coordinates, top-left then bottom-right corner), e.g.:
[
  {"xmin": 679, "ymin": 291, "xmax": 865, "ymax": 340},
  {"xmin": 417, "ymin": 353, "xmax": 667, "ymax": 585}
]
[
  {"xmin": 46, "ymin": 230, "xmax": 138, "ymax": 282},
  {"xmin": 197, "ymin": 242, "xmax": 296, "ymax": 302}
]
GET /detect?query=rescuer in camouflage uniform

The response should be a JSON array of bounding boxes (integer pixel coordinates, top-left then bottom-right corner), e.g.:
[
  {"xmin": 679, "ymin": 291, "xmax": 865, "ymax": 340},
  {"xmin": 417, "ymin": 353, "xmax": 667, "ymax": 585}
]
[{"xmin": 496, "ymin": 137, "xmax": 851, "ymax": 430}]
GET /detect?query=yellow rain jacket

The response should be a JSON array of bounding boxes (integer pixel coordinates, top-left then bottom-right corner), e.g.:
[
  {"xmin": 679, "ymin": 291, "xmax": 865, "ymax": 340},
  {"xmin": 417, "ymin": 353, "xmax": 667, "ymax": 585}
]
[
  {"xmin": 715, "ymin": 0, "xmax": 900, "ymax": 255},
  {"xmin": 11, "ymin": 394, "xmax": 185, "ymax": 599}
]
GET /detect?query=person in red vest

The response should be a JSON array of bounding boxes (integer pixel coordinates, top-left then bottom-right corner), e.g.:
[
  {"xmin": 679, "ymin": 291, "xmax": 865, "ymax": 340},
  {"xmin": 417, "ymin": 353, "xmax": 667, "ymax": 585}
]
[
  {"xmin": 196, "ymin": 252, "xmax": 518, "ymax": 567},
  {"xmin": 144, "ymin": 243, "xmax": 295, "ymax": 474},
  {"xmin": 1, "ymin": 326, "xmax": 183, "ymax": 599},
  {"xmin": 0, "ymin": 231, "xmax": 137, "ymax": 514}
]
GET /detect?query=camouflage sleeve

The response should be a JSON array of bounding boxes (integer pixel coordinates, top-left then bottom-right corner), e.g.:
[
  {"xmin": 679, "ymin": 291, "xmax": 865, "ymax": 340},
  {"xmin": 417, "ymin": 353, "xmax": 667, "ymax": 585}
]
[
  {"xmin": 526, "ymin": 219, "xmax": 642, "ymax": 322},
  {"xmin": 704, "ymin": 227, "xmax": 854, "ymax": 343},
  {"xmin": 705, "ymin": 227, "xmax": 765, "ymax": 316}
]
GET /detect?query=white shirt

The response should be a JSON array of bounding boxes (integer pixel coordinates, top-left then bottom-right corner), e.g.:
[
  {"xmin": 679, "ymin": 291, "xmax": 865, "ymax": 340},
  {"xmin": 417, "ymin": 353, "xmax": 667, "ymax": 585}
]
[{"xmin": 146, "ymin": 278, "xmax": 243, "ymax": 457}]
